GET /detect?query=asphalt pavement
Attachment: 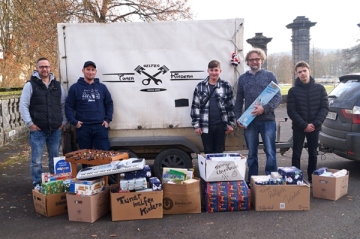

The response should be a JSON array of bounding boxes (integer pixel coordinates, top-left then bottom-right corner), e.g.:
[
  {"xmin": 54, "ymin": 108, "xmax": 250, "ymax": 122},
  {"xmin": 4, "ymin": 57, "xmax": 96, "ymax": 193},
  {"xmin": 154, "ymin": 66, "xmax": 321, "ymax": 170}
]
[{"xmin": 1, "ymin": 105, "xmax": 360, "ymax": 239}]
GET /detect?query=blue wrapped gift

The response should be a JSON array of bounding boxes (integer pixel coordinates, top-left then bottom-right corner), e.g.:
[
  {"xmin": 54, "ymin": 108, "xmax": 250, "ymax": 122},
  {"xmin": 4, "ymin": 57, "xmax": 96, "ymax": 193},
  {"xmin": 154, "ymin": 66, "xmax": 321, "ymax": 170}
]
[
  {"xmin": 313, "ymin": 167, "xmax": 328, "ymax": 175},
  {"xmin": 124, "ymin": 165, "xmax": 152, "ymax": 180},
  {"xmin": 278, "ymin": 166, "xmax": 303, "ymax": 185},
  {"xmin": 149, "ymin": 177, "xmax": 162, "ymax": 191}
]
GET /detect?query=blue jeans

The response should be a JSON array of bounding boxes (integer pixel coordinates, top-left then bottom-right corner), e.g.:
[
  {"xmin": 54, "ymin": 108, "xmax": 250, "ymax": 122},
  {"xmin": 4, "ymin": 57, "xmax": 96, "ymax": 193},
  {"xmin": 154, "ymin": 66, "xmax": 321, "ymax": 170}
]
[
  {"xmin": 30, "ymin": 129, "xmax": 61, "ymax": 186},
  {"xmin": 76, "ymin": 124, "xmax": 110, "ymax": 150},
  {"xmin": 244, "ymin": 120, "xmax": 277, "ymax": 182}
]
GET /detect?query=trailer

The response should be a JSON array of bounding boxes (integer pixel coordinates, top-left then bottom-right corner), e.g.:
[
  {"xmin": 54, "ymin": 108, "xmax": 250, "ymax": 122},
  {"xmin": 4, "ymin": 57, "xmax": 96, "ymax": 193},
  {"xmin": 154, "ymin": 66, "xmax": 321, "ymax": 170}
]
[{"xmin": 57, "ymin": 19, "xmax": 246, "ymax": 178}]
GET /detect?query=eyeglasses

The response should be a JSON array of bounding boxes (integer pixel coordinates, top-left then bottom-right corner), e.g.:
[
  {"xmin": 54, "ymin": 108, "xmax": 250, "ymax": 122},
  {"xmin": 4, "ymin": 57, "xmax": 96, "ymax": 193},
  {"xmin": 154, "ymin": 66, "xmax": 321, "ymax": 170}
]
[
  {"xmin": 38, "ymin": 66, "xmax": 50, "ymax": 69},
  {"xmin": 248, "ymin": 58, "xmax": 261, "ymax": 62}
]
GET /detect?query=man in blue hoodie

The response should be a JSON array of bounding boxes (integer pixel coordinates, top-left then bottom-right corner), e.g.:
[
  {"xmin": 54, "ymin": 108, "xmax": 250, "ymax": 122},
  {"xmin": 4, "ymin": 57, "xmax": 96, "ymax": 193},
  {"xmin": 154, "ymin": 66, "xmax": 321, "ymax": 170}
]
[{"xmin": 65, "ymin": 61, "xmax": 114, "ymax": 151}]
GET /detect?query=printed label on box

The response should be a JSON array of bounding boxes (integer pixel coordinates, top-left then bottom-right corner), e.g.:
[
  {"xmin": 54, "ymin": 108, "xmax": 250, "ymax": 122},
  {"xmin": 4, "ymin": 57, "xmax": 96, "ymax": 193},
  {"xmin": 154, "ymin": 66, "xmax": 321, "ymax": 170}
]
[{"xmin": 54, "ymin": 156, "xmax": 72, "ymax": 174}]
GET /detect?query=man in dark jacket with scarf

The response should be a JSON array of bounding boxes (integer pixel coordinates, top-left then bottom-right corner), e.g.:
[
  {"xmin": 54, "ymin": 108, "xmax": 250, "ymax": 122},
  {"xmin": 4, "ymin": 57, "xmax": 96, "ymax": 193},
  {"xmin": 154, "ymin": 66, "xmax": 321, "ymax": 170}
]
[{"xmin": 287, "ymin": 61, "xmax": 329, "ymax": 183}]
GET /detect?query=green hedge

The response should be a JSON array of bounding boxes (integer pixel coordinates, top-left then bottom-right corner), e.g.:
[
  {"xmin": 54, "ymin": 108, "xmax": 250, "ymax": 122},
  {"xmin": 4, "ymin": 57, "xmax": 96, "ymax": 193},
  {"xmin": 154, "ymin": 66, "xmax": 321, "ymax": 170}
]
[{"xmin": 280, "ymin": 84, "xmax": 335, "ymax": 95}]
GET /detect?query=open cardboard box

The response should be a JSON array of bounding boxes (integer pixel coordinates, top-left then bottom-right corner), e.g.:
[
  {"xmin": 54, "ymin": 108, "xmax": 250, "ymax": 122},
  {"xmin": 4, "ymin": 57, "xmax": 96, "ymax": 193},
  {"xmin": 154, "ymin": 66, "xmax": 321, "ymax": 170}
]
[
  {"xmin": 250, "ymin": 177, "xmax": 310, "ymax": 211},
  {"xmin": 312, "ymin": 169, "xmax": 349, "ymax": 201},
  {"xmin": 198, "ymin": 154, "xmax": 247, "ymax": 182},
  {"xmin": 110, "ymin": 185, "xmax": 163, "ymax": 221},
  {"xmin": 32, "ymin": 190, "xmax": 67, "ymax": 217},
  {"xmin": 162, "ymin": 178, "xmax": 201, "ymax": 214},
  {"xmin": 66, "ymin": 187, "xmax": 110, "ymax": 223}
]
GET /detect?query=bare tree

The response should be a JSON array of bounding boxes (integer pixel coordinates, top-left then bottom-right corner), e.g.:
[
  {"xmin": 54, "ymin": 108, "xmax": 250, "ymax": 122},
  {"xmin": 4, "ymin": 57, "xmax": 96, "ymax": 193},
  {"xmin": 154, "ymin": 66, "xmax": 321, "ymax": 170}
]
[
  {"xmin": 342, "ymin": 44, "xmax": 360, "ymax": 73},
  {"xmin": 267, "ymin": 52, "xmax": 293, "ymax": 84},
  {"xmin": 62, "ymin": 0, "xmax": 192, "ymax": 23},
  {"xmin": 309, "ymin": 47, "xmax": 325, "ymax": 78},
  {"xmin": 0, "ymin": 0, "xmax": 193, "ymax": 87},
  {"xmin": 310, "ymin": 48, "xmax": 346, "ymax": 78}
]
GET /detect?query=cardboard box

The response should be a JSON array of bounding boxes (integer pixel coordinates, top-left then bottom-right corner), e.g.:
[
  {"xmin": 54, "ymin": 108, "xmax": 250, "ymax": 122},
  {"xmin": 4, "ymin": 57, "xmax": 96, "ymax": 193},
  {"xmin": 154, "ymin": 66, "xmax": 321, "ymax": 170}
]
[
  {"xmin": 201, "ymin": 180, "xmax": 251, "ymax": 212},
  {"xmin": 32, "ymin": 190, "xmax": 67, "ymax": 217},
  {"xmin": 312, "ymin": 169, "xmax": 349, "ymax": 201},
  {"xmin": 110, "ymin": 185, "xmax": 163, "ymax": 221},
  {"xmin": 251, "ymin": 177, "xmax": 310, "ymax": 211},
  {"xmin": 198, "ymin": 154, "xmax": 247, "ymax": 182},
  {"xmin": 66, "ymin": 187, "xmax": 110, "ymax": 223},
  {"xmin": 162, "ymin": 179, "xmax": 201, "ymax": 214}
]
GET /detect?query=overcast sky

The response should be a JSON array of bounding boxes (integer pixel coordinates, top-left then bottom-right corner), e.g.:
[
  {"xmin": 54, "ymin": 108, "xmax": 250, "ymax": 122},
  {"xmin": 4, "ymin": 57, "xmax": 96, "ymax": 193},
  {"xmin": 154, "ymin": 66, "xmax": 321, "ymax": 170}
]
[{"xmin": 188, "ymin": 0, "xmax": 360, "ymax": 54}]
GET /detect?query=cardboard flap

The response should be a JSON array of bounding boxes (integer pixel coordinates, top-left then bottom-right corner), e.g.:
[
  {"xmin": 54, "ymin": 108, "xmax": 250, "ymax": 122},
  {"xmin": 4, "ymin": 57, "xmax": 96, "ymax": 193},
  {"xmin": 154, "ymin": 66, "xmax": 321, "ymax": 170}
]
[
  {"xmin": 163, "ymin": 180, "xmax": 200, "ymax": 194},
  {"xmin": 197, "ymin": 154, "xmax": 247, "ymax": 182}
]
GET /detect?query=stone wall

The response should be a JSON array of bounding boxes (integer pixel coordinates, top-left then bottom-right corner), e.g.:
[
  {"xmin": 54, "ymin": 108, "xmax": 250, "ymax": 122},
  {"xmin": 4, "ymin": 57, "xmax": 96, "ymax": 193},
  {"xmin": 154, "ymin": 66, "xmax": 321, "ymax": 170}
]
[{"xmin": 0, "ymin": 95, "xmax": 28, "ymax": 146}]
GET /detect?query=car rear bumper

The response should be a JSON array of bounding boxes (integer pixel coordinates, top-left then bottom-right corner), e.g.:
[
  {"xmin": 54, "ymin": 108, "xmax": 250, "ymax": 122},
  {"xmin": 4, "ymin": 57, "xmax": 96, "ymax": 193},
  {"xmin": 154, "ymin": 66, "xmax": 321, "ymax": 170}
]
[{"xmin": 319, "ymin": 131, "xmax": 360, "ymax": 160}]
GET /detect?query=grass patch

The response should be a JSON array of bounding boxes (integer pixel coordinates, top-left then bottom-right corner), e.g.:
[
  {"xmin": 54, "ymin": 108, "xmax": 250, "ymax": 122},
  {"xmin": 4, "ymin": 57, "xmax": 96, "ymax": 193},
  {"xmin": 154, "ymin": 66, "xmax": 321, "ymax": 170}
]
[
  {"xmin": 0, "ymin": 138, "xmax": 30, "ymax": 168},
  {"xmin": 0, "ymin": 91, "xmax": 22, "ymax": 96},
  {"xmin": 280, "ymin": 84, "xmax": 335, "ymax": 95},
  {"xmin": 0, "ymin": 153, "xmax": 29, "ymax": 168}
]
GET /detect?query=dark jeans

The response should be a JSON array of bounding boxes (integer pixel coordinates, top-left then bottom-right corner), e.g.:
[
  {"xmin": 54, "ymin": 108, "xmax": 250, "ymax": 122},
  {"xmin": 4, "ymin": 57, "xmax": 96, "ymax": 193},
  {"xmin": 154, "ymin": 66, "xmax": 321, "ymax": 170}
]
[
  {"xmin": 76, "ymin": 124, "xmax": 110, "ymax": 150},
  {"xmin": 201, "ymin": 123, "xmax": 226, "ymax": 154},
  {"xmin": 76, "ymin": 124, "xmax": 110, "ymax": 168},
  {"xmin": 292, "ymin": 130, "xmax": 319, "ymax": 182}
]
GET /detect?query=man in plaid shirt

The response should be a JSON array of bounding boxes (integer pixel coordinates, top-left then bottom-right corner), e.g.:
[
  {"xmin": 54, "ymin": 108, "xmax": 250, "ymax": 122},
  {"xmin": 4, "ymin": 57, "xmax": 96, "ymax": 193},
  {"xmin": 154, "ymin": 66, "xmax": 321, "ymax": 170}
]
[{"xmin": 190, "ymin": 60, "xmax": 236, "ymax": 154}]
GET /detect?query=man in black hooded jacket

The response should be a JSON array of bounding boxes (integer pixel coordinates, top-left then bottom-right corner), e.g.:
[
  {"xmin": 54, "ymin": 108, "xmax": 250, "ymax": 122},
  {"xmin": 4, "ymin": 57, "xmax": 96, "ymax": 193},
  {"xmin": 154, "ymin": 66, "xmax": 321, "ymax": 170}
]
[{"xmin": 286, "ymin": 61, "xmax": 329, "ymax": 183}]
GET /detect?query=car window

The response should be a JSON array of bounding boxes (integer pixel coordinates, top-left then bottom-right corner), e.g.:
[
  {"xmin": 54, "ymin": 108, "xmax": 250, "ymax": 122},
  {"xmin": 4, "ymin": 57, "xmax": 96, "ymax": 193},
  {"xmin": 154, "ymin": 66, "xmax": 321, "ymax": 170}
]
[{"xmin": 328, "ymin": 79, "xmax": 360, "ymax": 108}]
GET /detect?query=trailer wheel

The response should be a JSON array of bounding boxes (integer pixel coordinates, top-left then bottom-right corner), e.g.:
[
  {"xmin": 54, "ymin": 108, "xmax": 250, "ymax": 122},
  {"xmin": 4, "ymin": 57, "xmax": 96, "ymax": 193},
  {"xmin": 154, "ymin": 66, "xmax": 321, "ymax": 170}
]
[
  {"xmin": 124, "ymin": 150, "xmax": 138, "ymax": 159},
  {"xmin": 153, "ymin": 148, "xmax": 193, "ymax": 179}
]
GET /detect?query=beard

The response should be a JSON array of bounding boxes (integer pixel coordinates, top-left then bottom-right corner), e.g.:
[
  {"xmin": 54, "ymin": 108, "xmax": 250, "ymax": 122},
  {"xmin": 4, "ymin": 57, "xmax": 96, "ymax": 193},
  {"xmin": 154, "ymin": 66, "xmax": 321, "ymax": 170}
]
[{"xmin": 250, "ymin": 65, "xmax": 260, "ymax": 71}]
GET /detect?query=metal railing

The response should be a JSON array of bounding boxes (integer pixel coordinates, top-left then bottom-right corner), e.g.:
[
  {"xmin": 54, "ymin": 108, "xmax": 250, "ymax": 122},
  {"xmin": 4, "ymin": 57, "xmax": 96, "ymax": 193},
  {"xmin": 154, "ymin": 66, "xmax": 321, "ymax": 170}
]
[{"xmin": 0, "ymin": 94, "xmax": 28, "ymax": 147}]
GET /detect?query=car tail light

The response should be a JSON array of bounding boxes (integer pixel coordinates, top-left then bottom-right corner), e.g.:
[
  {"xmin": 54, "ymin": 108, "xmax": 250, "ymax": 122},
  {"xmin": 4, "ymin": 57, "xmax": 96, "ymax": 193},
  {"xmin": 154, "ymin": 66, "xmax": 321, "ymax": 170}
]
[{"xmin": 341, "ymin": 106, "xmax": 360, "ymax": 124}]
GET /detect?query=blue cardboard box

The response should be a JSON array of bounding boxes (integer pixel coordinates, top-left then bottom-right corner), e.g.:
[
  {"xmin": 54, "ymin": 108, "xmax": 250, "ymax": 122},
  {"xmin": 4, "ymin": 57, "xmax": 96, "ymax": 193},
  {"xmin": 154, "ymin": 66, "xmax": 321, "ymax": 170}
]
[{"xmin": 237, "ymin": 81, "xmax": 280, "ymax": 128}]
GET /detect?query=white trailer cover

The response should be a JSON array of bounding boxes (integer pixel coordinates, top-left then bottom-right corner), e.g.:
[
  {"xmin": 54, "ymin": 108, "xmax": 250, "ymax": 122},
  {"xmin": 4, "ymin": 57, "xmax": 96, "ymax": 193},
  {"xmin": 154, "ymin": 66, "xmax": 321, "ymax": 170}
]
[{"xmin": 57, "ymin": 19, "xmax": 244, "ymax": 130}]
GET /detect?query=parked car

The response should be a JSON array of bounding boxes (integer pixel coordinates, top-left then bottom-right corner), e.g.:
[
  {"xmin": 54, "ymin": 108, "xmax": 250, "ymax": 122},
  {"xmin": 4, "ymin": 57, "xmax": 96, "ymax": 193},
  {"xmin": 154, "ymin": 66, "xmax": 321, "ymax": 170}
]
[{"xmin": 319, "ymin": 73, "xmax": 360, "ymax": 161}]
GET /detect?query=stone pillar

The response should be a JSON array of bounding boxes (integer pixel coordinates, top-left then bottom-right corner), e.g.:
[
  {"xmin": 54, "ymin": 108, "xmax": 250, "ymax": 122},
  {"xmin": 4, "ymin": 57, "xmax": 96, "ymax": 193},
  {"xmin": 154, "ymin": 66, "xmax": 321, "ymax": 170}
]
[
  {"xmin": 286, "ymin": 16, "xmax": 316, "ymax": 81},
  {"xmin": 246, "ymin": 33, "xmax": 272, "ymax": 69}
]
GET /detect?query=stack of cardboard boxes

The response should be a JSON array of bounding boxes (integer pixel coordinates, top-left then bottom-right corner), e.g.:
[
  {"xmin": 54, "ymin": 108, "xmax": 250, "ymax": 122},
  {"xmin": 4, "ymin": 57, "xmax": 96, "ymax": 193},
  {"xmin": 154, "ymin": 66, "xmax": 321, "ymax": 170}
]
[
  {"xmin": 110, "ymin": 164, "xmax": 164, "ymax": 221},
  {"xmin": 32, "ymin": 156, "xmax": 71, "ymax": 217},
  {"xmin": 32, "ymin": 154, "xmax": 350, "ymax": 221},
  {"xmin": 250, "ymin": 166, "xmax": 311, "ymax": 211},
  {"xmin": 198, "ymin": 153, "xmax": 251, "ymax": 212},
  {"xmin": 162, "ymin": 168, "xmax": 202, "ymax": 215}
]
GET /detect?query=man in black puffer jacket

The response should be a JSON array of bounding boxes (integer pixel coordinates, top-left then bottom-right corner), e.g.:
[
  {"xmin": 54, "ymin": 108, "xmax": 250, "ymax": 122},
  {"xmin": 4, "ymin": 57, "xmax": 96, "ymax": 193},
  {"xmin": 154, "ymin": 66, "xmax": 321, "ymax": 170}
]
[{"xmin": 287, "ymin": 61, "xmax": 329, "ymax": 183}]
